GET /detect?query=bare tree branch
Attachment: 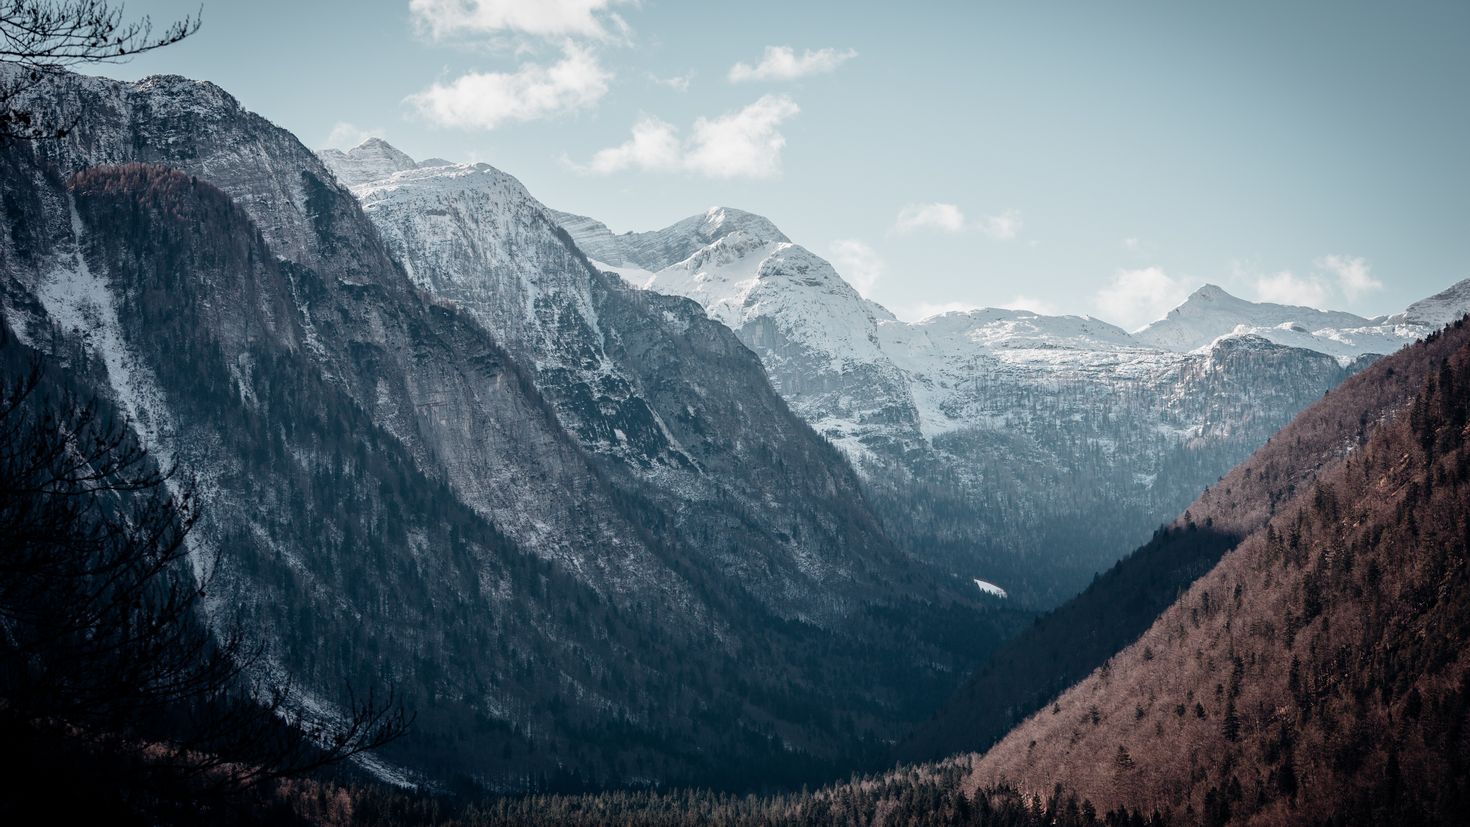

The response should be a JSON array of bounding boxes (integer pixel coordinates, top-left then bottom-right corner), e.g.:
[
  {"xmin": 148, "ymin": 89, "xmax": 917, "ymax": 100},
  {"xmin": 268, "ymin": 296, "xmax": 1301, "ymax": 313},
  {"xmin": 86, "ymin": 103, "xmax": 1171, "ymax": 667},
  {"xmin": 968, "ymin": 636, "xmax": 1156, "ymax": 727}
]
[{"xmin": 0, "ymin": 1, "xmax": 200, "ymax": 139}]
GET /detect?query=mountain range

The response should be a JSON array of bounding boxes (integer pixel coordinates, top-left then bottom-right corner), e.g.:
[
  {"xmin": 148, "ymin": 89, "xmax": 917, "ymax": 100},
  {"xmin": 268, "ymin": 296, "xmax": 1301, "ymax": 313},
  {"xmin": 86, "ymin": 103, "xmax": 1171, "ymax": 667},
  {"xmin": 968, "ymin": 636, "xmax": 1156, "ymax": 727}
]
[
  {"xmin": 0, "ymin": 70, "xmax": 1020, "ymax": 792},
  {"xmin": 317, "ymin": 136, "xmax": 1470, "ymax": 608},
  {"xmin": 548, "ymin": 194, "xmax": 1466, "ymax": 604}
]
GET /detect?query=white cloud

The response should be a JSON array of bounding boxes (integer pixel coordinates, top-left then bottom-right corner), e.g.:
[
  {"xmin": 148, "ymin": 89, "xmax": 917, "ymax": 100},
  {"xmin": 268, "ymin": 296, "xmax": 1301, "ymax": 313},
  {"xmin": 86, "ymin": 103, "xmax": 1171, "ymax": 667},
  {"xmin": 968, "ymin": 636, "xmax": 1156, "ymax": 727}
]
[
  {"xmin": 323, "ymin": 122, "xmax": 384, "ymax": 149},
  {"xmin": 407, "ymin": 41, "xmax": 610, "ymax": 130},
  {"xmin": 894, "ymin": 202, "xmax": 967, "ymax": 234},
  {"xmin": 1121, "ymin": 237, "xmax": 1142, "ymax": 252},
  {"xmin": 997, "ymin": 294, "xmax": 1059, "ymax": 315},
  {"xmin": 582, "ymin": 116, "xmax": 683, "ymax": 174},
  {"xmin": 1094, "ymin": 267, "xmax": 1191, "ymax": 331},
  {"xmin": 1316, "ymin": 254, "xmax": 1382, "ymax": 301},
  {"xmin": 685, "ymin": 95, "xmax": 800, "ymax": 178},
  {"xmin": 650, "ymin": 71, "xmax": 693, "ymax": 92},
  {"xmin": 1253, "ymin": 270, "xmax": 1329, "ymax": 307},
  {"xmin": 977, "ymin": 209, "xmax": 1023, "ymax": 240},
  {"xmin": 578, "ymin": 94, "xmax": 800, "ymax": 179},
  {"xmin": 410, "ymin": 0, "xmax": 629, "ymax": 40},
  {"xmin": 827, "ymin": 239, "xmax": 884, "ymax": 297},
  {"xmin": 893, "ymin": 203, "xmax": 1021, "ymax": 239},
  {"xmin": 728, "ymin": 46, "xmax": 857, "ymax": 83}
]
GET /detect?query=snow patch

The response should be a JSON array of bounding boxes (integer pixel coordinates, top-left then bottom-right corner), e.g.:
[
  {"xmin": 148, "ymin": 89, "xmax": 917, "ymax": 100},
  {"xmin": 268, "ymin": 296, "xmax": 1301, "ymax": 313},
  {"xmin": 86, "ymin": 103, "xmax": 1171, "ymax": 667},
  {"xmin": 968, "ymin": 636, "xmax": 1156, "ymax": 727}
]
[{"xmin": 973, "ymin": 578, "xmax": 1008, "ymax": 599}]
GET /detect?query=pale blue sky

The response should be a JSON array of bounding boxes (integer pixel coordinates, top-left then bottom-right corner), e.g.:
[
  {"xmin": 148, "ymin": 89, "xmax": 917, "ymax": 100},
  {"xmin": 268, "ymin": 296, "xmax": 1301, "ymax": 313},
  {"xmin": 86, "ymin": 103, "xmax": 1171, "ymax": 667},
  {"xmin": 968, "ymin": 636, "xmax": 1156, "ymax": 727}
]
[{"xmin": 95, "ymin": 1, "xmax": 1469, "ymax": 326}]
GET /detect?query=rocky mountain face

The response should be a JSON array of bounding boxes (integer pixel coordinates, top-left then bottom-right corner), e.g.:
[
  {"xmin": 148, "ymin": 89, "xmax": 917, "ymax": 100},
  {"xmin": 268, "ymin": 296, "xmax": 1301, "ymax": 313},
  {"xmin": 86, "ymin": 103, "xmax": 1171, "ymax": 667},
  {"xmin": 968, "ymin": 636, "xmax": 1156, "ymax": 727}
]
[
  {"xmin": 555, "ymin": 208, "xmax": 1466, "ymax": 604},
  {"xmin": 0, "ymin": 71, "xmax": 1024, "ymax": 792},
  {"xmin": 1391, "ymin": 277, "xmax": 1470, "ymax": 328},
  {"xmin": 315, "ymin": 137, "xmax": 417, "ymax": 186},
  {"xmin": 962, "ymin": 316, "xmax": 1470, "ymax": 824},
  {"xmin": 315, "ymin": 144, "xmax": 925, "ymax": 623}
]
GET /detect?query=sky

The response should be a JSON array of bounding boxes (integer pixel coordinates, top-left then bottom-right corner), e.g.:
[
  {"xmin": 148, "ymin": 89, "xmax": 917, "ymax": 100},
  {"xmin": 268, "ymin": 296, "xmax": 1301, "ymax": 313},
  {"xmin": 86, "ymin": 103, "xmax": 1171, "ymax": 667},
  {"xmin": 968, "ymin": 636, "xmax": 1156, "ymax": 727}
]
[{"xmin": 90, "ymin": 0, "xmax": 1470, "ymax": 328}]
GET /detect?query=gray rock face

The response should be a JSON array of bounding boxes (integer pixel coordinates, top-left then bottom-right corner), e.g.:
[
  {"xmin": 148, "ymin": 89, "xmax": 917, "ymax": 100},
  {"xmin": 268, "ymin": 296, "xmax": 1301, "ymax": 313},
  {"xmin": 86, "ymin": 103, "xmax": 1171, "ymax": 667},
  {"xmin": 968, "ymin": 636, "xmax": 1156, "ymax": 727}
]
[
  {"xmin": 316, "ymin": 137, "xmax": 417, "ymax": 186},
  {"xmin": 339, "ymin": 162, "xmax": 691, "ymax": 472},
  {"xmin": 546, "ymin": 206, "xmax": 789, "ymax": 271},
  {"xmin": 0, "ymin": 70, "xmax": 1021, "ymax": 791},
  {"xmin": 319, "ymin": 153, "xmax": 906, "ymax": 613}
]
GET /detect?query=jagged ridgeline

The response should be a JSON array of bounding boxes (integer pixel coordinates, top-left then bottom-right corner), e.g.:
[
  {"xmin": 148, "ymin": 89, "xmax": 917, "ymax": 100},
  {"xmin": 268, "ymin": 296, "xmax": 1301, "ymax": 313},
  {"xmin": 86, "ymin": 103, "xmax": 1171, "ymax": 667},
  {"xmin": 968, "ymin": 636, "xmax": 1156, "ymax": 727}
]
[
  {"xmin": 0, "ymin": 71, "xmax": 1026, "ymax": 791},
  {"xmin": 548, "ymin": 204, "xmax": 1466, "ymax": 607}
]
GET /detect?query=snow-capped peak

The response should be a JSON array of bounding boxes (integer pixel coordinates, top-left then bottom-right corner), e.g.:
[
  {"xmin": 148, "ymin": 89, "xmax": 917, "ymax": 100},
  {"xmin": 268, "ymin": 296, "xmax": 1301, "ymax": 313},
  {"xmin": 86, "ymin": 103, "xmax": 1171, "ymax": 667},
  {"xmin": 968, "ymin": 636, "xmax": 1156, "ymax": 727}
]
[
  {"xmin": 1187, "ymin": 283, "xmax": 1232, "ymax": 302},
  {"xmin": 697, "ymin": 206, "xmax": 787, "ymax": 246},
  {"xmin": 317, "ymin": 137, "xmax": 418, "ymax": 187},
  {"xmin": 913, "ymin": 307, "xmax": 1138, "ymax": 351},
  {"xmin": 548, "ymin": 206, "xmax": 790, "ymax": 273},
  {"xmin": 1388, "ymin": 277, "xmax": 1470, "ymax": 328},
  {"xmin": 1135, "ymin": 283, "xmax": 1374, "ymax": 353}
]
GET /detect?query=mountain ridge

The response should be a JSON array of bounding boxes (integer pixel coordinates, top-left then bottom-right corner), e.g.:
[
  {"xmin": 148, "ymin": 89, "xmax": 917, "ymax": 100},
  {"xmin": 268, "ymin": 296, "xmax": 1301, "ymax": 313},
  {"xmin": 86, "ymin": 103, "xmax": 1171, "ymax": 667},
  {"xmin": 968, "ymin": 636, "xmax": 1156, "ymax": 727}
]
[{"xmin": 547, "ymin": 191, "xmax": 1468, "ymax": 603}]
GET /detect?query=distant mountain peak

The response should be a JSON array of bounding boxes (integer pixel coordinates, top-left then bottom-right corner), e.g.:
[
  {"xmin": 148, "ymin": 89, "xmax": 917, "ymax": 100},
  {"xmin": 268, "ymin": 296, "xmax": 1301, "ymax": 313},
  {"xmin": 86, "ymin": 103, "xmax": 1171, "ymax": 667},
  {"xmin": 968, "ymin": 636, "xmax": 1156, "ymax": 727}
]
[
  {"xmin": 354, "ymin": 136, "xmax": 399, "ymax": 151},
  {"xmin": 689, "ymin": 206, "xmax": 789, "ymax": 248},
  {"xmin": 549, "ymin": 206, "xmax": 790, "ymax": 273},
  {"xmin": 317, "ymin": 137, "xmax": 417, "ymax": 186},
  {"xmin": 1391, "ymin": 276, "xmax": 1470, "ymax": 328},
  {"xmin": 1138, "ymin": 283, "xmax": 1375, "ymax": 353},
  {"xmin": 1184, "ymin": 282, "xmax": 1236, "ymax": 303}
]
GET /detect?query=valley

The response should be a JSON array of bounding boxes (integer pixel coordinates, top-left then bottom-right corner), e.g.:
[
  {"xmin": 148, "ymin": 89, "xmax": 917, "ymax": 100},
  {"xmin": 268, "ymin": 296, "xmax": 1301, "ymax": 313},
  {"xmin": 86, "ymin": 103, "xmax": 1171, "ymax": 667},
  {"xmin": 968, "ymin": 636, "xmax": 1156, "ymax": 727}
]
[{"xmin": 1, "ymin": 3, "xmax": 1466, "ymax": 822}]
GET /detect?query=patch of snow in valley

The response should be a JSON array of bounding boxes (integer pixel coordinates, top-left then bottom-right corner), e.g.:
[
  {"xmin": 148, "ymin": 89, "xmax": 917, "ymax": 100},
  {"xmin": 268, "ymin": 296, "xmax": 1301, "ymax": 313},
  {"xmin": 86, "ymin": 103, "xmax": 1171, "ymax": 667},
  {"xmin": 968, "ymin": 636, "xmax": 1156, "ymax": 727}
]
[{"xmin": 973, "ymin": 579, "xmax": 1008, "ymax": 599}]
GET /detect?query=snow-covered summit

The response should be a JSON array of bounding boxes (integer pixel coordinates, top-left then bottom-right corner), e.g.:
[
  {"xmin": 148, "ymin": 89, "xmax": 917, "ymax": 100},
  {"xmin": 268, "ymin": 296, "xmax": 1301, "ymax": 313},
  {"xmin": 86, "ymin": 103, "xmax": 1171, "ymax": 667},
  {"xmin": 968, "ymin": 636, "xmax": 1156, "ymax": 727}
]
[
  {"xmin": 549, "ymin": 206, "xmax": 790, "ymax": 272},
  {"xmin": 658, "ymin": 235, "xmax": 900, "ymax": 382},
  {"xmin": 349, "ymin": 159, "xmax": 537, "ymax": 209},
  {"xmin": 317, "ymin": 137, "xmax": 418, "ymax": 187},
  {"xmin": 130, "ymin": 73, "xmax": 243, "ymax": 118},
  {"xmin": 912, "ymin": 307, "xmax": 1139, "ymax": 352},
  {"xmin": 1134, "ymin": 284, "xmax": 1376, "ymax": 353},
  {"xmin": 1389, "ymin": 277, "xmax": 1470, "ymax": 328},
  {"xmin": 554, "ymin": 204, "xmax": 1470, "ymax": 490}
]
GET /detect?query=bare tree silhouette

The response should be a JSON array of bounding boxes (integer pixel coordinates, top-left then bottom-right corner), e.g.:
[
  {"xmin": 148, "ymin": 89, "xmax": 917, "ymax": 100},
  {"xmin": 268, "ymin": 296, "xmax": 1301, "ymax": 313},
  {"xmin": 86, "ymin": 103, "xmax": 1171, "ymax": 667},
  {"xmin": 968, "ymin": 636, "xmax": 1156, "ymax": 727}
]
[{"xmin": 0, "ymin": 0, "xmax": 200, "ymax": 139}]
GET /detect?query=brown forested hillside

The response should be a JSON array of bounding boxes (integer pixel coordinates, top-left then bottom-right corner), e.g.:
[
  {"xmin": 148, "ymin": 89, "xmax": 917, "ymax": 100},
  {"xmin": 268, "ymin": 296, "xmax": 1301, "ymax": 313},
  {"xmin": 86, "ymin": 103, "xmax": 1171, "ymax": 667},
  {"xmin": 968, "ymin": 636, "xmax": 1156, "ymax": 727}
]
[
  {"xmin": 964, "ymin": 317, "xmax": 1470, "ymax": 824},
  {"xmin": 900, "ymin": 317, "xmax": 1451, "ymax": 765}
]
